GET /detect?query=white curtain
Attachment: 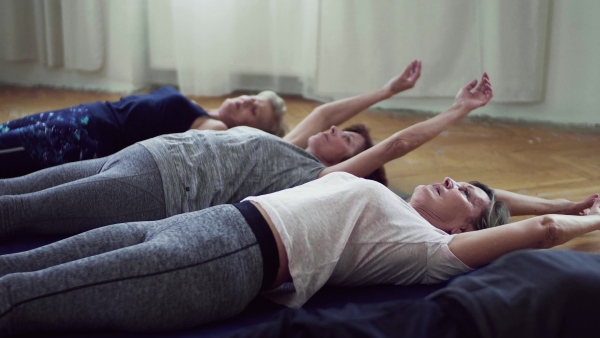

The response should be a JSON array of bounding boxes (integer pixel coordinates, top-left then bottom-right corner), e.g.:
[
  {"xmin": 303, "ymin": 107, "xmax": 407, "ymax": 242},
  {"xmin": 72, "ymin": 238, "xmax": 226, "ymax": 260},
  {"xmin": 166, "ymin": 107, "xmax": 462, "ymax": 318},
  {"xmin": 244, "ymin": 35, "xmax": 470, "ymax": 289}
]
[
  {"xmin": 170, "ymin": 0, "xmax": 550, "ymax": 102},
  {"xmin": 171, "ymin": 0, "xmax": 319, "ymax": 96},
  {"xmin": 0, "ymin": 0, "xmax": 550, "ymax": 103},
  {"xmin": 0, "ymin": 0, "xmax": 105, "ymax": 72}
]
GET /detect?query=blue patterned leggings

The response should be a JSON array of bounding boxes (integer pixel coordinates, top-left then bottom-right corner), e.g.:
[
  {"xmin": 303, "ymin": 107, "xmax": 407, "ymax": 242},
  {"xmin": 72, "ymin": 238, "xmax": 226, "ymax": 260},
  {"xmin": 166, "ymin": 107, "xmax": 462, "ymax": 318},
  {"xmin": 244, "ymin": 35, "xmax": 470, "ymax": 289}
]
[{"xmin": 0, "ymin": 105, "xmax": 105, "ymax": 178}]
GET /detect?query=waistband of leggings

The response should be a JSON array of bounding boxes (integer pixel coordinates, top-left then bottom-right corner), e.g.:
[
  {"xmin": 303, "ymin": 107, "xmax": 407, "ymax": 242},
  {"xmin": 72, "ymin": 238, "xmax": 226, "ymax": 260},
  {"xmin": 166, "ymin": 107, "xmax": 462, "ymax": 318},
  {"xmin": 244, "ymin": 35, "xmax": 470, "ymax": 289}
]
[{"xmin": 232, "ymin": 201, "xmax": 279, "ymax": 291}]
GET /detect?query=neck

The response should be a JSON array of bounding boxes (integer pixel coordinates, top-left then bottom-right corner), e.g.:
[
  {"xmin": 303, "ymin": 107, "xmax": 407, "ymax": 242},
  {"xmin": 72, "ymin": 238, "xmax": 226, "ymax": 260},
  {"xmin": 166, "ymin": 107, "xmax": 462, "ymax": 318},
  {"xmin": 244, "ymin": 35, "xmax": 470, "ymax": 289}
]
[
  {"xmin": 207, "ymin": 109, "xmax": 221, "ymax": 120},
  {"xmin": 306, "ymin": 148, "xmax": 334, "ymax": 167},
  {"xmin": 410, "ymin": 202, "xmax": 439, "ymax": 227}
]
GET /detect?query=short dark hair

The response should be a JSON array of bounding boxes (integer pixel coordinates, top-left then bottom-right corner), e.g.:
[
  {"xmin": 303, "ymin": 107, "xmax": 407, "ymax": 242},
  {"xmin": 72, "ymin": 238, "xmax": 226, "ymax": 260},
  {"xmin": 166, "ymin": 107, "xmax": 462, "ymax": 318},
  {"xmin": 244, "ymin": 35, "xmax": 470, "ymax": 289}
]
[
  {"xmin": 343, "ymin": 124, "xmax": 388, "ymax": 187},
  {"xmin": 469, "ymin": 181, "xmax": 511, "ymax": 230}
]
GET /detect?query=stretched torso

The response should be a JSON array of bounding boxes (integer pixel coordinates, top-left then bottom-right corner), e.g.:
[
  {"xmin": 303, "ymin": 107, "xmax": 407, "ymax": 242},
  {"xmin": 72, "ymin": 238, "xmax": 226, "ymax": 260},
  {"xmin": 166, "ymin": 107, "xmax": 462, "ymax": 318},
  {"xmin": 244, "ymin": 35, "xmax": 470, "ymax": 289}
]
[{"xmin": 139, "ymin": 126, "xmax": 326, "ymax": 216}]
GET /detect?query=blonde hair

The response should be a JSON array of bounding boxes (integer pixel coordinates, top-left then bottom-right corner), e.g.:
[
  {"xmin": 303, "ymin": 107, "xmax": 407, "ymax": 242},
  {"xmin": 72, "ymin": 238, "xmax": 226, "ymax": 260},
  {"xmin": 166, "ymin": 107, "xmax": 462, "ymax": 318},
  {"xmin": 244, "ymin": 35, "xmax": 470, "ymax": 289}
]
[
  {"xmin": 469, "ymin": 181, "xmax": 511, "ymax": 230},
  {"xmin": 257, "ymin": 90, "xmax": 288, "ymax": 137}
]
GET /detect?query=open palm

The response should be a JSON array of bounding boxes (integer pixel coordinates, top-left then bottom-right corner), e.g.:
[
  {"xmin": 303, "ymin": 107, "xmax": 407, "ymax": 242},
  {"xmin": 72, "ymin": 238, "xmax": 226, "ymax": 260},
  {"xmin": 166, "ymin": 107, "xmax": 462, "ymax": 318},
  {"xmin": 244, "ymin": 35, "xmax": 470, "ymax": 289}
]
[
  {"xmin": 454, "ymin": 72, "xmax": 493, "ymax": 111},
  {"xmin": 386, "ymin": 60, "xmax": 422, "ymax": 94}
]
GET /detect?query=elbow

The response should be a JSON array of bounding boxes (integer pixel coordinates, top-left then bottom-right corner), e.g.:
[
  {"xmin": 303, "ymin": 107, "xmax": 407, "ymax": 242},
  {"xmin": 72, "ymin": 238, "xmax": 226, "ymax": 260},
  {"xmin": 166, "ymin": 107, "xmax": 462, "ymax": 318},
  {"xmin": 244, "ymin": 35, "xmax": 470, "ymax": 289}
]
[
  {"xmin": 384, "ymin": 137, "xmax": 412, "ymax": 159},
  {"xmin": 539, "ymin": 215, "xmax": 560, "ymax": 248}
]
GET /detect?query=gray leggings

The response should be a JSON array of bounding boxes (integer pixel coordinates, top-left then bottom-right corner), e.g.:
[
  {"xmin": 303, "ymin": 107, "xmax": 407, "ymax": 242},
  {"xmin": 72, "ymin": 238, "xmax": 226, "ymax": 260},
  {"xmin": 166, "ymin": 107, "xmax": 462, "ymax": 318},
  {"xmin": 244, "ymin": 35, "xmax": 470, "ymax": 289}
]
[
  {"xmin": 0, "ymin": 144, "xmax": 166, "ymax": 237},
  {"xmin": 0, "ymin": 204, "xmax": 263, "ymax": 336}
]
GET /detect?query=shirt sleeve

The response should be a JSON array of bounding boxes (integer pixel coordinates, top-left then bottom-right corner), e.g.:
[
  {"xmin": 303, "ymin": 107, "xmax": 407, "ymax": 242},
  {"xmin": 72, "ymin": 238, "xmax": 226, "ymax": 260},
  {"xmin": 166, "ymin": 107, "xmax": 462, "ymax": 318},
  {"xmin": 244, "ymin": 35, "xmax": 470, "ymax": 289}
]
[{"xmin": 424, "ymin": 237, "xmax": 473, "ymax": 284}]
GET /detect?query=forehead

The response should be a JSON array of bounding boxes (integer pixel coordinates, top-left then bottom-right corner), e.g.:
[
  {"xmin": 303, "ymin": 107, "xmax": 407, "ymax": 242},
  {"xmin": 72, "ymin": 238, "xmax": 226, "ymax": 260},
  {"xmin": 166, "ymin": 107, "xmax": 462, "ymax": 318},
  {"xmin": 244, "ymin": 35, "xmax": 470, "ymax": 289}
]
[{"xmin": 254, "ymin": 96, "xmax": 272, "ymax": 109}]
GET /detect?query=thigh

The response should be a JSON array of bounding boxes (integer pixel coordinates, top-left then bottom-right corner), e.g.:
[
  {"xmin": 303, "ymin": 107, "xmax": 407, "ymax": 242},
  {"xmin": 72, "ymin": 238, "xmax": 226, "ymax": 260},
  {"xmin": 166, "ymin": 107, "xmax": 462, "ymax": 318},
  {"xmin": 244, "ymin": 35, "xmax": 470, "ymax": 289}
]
[
  {"xmin": 0, "ymin": 221, "xmax": 150, "ymax": 277},
  {"xmin": 0, "ymin": 144, "xmax": 166, "ymax": 237},
  {"xmin": 0, "ymin": 106, "xmax": 102, "ymax": 175},
  {"xmin": 0, "ymin": 205, "xmax": 263, "ymax": 336},
  {"xmin": 0, "ymin": 156, "xmax": 107, "ymax": 195}
]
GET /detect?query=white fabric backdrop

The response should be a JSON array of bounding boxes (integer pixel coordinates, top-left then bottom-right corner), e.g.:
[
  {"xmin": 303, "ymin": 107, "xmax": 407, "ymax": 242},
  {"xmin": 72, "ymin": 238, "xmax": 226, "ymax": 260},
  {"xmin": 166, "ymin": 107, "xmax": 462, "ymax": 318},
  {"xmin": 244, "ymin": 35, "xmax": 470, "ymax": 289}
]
[
  {"xmin": 0, "ymin": 0, "xmax": 104, "ymax": 71},
  {"xmin": 170, "ymin": 0, "xmax": 550, "ymax": 102},
  {"xmin": 0, "ymin": 0, "xmax": 549, "ymax": 103},
  {"xmin": 171, "ymin": 0, "xmax": 319, "ymax": 96}
]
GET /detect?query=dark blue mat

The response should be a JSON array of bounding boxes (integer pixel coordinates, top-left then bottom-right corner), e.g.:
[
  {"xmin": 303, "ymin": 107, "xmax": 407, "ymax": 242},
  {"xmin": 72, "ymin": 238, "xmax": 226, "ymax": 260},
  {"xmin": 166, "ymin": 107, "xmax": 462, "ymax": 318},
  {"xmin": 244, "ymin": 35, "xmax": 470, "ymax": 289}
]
[{"xmin": 1, "ymin": 236, "xmax": 444, "ymax": 337}]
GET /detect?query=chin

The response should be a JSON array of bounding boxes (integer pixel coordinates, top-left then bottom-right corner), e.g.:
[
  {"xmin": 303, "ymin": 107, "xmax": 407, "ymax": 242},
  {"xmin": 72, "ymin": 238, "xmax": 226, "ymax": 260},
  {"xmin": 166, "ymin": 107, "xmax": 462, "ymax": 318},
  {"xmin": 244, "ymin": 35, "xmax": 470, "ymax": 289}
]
[
  {"xmin": 218, "ymin": 108, "xmax": 234, "ymax": 125},
  {"xmin": 307, "ymin": 135, "xmax": 319, "ymax": 147},
  {"xmin": 411, "ymin": 186, "xmax": 429, "ymax": 200}
]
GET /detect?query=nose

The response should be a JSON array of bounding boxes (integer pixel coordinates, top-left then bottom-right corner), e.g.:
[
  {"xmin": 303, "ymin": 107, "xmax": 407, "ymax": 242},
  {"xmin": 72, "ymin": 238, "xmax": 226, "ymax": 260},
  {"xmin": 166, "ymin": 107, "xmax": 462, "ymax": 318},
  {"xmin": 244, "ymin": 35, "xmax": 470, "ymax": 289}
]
[
  {"xmin": 443, "ymin": 177, "xmax": 456, "ymax": 189},
  {"xmin": 329, "ymin": 125, "xmax": 339, "ymax": 135}
]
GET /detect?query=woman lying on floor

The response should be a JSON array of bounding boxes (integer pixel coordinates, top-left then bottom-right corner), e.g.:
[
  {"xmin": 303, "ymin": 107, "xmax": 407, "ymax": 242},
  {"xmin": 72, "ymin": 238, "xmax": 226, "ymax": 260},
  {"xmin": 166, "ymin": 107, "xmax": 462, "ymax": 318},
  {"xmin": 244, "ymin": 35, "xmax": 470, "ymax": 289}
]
[
  {"xmin": 1, "ymin": 171, "xmax": 599, "ymax": 336},
  {"xmin": 0, "ymin": 62, "xmax": 428, "ymax": 237},
  {"xmin": 0, "ymin": 87, "xmax": 287, "ymax": 178},
  {"xmin": 0, "ymin": 60, "xmax": 422, "ymax": 178}
]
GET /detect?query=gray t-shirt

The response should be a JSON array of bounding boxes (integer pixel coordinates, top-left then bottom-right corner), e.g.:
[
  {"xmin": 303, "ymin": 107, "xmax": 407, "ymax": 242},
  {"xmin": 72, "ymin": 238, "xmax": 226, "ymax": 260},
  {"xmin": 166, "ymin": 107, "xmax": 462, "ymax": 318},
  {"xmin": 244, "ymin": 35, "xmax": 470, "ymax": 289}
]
[{"xmin": 140, "ymin": 126, "xmax": 325, "ymax": 216}]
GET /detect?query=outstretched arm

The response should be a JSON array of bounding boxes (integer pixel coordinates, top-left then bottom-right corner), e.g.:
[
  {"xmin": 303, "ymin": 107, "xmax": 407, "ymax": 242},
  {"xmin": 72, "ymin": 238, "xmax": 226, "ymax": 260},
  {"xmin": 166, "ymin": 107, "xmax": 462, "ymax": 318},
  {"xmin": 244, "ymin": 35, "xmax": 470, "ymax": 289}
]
[
  {"xmin": 495, "ymin": 190, "xmax": 599, "ymax": 216},
  {"xmin": 319, "ymin": 73, "xmax": 493, "ymax": 178},
  {"xmin": 283, "ymin": 60, "xmax": 422, "ymax": 148},
  {"xmin": 449, "ymin": 198, "xmax": 600, "ymax": 268}
]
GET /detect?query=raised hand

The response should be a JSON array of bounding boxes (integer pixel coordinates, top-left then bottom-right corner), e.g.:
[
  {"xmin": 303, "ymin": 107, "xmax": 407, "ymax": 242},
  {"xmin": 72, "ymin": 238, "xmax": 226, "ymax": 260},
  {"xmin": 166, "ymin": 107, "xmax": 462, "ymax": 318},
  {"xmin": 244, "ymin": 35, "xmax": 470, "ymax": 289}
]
[
  {"xmin": 584, "ymin": 198, "xmax": 600, "ymax": 216},
  {"xmin": 560, "ymin": 194, "xmax": 600, "ymax": 215},
  {"xmin": 385, "ymin": 60, "xmax": 422, "ymax": 95},
  {"xmin": 454, "ymin": 72, "xmax": 493, "ymax": 111}
]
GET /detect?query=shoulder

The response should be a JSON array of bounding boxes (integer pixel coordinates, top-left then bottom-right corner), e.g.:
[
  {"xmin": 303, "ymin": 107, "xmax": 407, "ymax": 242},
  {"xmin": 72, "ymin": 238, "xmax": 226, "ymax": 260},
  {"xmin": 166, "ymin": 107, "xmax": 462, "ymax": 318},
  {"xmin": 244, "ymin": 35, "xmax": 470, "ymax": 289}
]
[
  {"xmin": 321, "ymin": 172, "xmax": 387, "ymax": 190},
  {"xmin": 192, "ymin": 117, "xmax": 227, "ymax": 131},
  {"xmin": 151, "ymin": 86, "xmax": 180, "ymax": 95},
  {"xmin": 229, "ymin": 126, "xmax": 271, "ymax": 136}
]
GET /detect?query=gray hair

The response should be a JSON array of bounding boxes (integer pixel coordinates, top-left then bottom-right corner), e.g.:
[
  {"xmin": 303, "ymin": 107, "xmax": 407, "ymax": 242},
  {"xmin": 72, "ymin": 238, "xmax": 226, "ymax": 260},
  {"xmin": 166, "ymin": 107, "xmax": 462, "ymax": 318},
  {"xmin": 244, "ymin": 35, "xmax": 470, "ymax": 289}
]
[
  {"xmin": 257, "ymin": 90, "xmax": 288, "ymax": 137},
  {"xmin": 470, "ymin": 181, "xmax": 511, "ymax": 230}
]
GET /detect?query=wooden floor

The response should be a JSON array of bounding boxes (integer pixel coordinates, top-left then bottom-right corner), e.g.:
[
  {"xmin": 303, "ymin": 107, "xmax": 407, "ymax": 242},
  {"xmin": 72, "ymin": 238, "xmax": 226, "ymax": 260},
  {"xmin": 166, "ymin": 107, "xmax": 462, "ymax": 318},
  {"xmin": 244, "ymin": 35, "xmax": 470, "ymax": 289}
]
[{"xmin": 2, "ymin": 85, "xmax": 600, "ymax": 252}]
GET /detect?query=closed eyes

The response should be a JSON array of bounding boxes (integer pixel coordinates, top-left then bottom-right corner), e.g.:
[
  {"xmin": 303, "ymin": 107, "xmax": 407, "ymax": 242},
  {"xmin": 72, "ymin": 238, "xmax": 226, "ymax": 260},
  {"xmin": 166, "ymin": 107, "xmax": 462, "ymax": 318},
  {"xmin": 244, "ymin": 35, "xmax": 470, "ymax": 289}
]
[
  {"xmin": 343, "ymin": 134, "xmax": 351, "ymax": 144},
  {"xmin": 460, "ymin": 187, "xmax": 471, "ymax": 198}
]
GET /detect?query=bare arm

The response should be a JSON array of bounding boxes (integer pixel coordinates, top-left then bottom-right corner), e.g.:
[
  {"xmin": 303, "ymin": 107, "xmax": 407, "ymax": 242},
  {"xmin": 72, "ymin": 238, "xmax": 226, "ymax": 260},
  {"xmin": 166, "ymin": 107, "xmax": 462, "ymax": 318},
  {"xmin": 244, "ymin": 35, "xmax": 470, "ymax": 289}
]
[
  {"xmin": 319, "ymin": 73, "xmax": 493, "ymax": 178},
  {"xmin": 495, "ymin": 190, "xmax": 599, "ymax": 216},
  {"xmin": 283, "ymin": 60, "xmax": 422, "ymax": 148},
  {"xmin": 189, "ymin": 116, "xmax": 228, "ymax": 131},
  {"xmin": 449, "ymin": 198, "xmax": 600, "ymax": 268}
]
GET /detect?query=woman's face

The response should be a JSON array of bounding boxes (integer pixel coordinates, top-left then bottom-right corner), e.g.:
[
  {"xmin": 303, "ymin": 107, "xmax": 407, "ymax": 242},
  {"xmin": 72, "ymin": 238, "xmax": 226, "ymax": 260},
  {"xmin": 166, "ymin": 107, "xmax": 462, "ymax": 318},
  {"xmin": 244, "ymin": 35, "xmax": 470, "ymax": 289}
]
[
  {"xmin": 218, "ymin": 95, "xmax": 276, "ymax": 132},
  {"xmin": 409, "ymin": 177, "xmax": 491, "ymax": 234},
  {"xmin": 306, "ymin": 126, "xmax": 366, "ymax": 166}
]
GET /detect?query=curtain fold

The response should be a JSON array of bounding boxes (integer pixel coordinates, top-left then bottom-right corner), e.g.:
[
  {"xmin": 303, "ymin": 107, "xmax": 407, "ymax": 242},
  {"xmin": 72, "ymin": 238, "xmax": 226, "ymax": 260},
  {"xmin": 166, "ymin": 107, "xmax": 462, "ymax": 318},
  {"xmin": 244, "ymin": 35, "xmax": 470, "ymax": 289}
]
[
  {"xmin": 33, "ymin": 0, "xmax": 64, "ymax": 68},
  {"xmin": 316, "ymin": 0, "xmax": 550, "ymax": 102},
  {"xmin": 0, "ymin": 0, "xmax": 549, "ymax": 103},
  {"xmin": 0, "ymin": 0, "xmax": 105, "ymax": 72},
  {"xmin": 61, "ymin": 0, "xmax": 105, "ymax": 71},
  {"xmin": 170, "ymin": 0, "xmax": 319, "ymax": 96},
  {"xmin": 0, "ymin": 0, "xmax": 38, "ymax": 61},
  {"xmin": 170, "ymin": 0, "xmax": 550, "ymax": 102}
]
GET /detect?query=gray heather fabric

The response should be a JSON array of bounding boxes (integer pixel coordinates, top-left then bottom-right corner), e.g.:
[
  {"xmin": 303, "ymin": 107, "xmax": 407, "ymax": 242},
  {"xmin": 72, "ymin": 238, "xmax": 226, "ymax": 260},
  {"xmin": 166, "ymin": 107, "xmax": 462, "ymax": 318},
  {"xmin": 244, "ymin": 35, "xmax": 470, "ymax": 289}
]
[
  {"xmin": 0, "ymin": 157, "xmax": 106, "ymax": 196},
  {"xmin": 0, "ymin": 144, "xmax": 166, "ymax": 237},
  {"xmin": 0, "ymin": 205, "xmax": 263, "ymax": 336},
  {"xmin": 140, "ymin": 126, "xmax": 325, "ymax": 216}
]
